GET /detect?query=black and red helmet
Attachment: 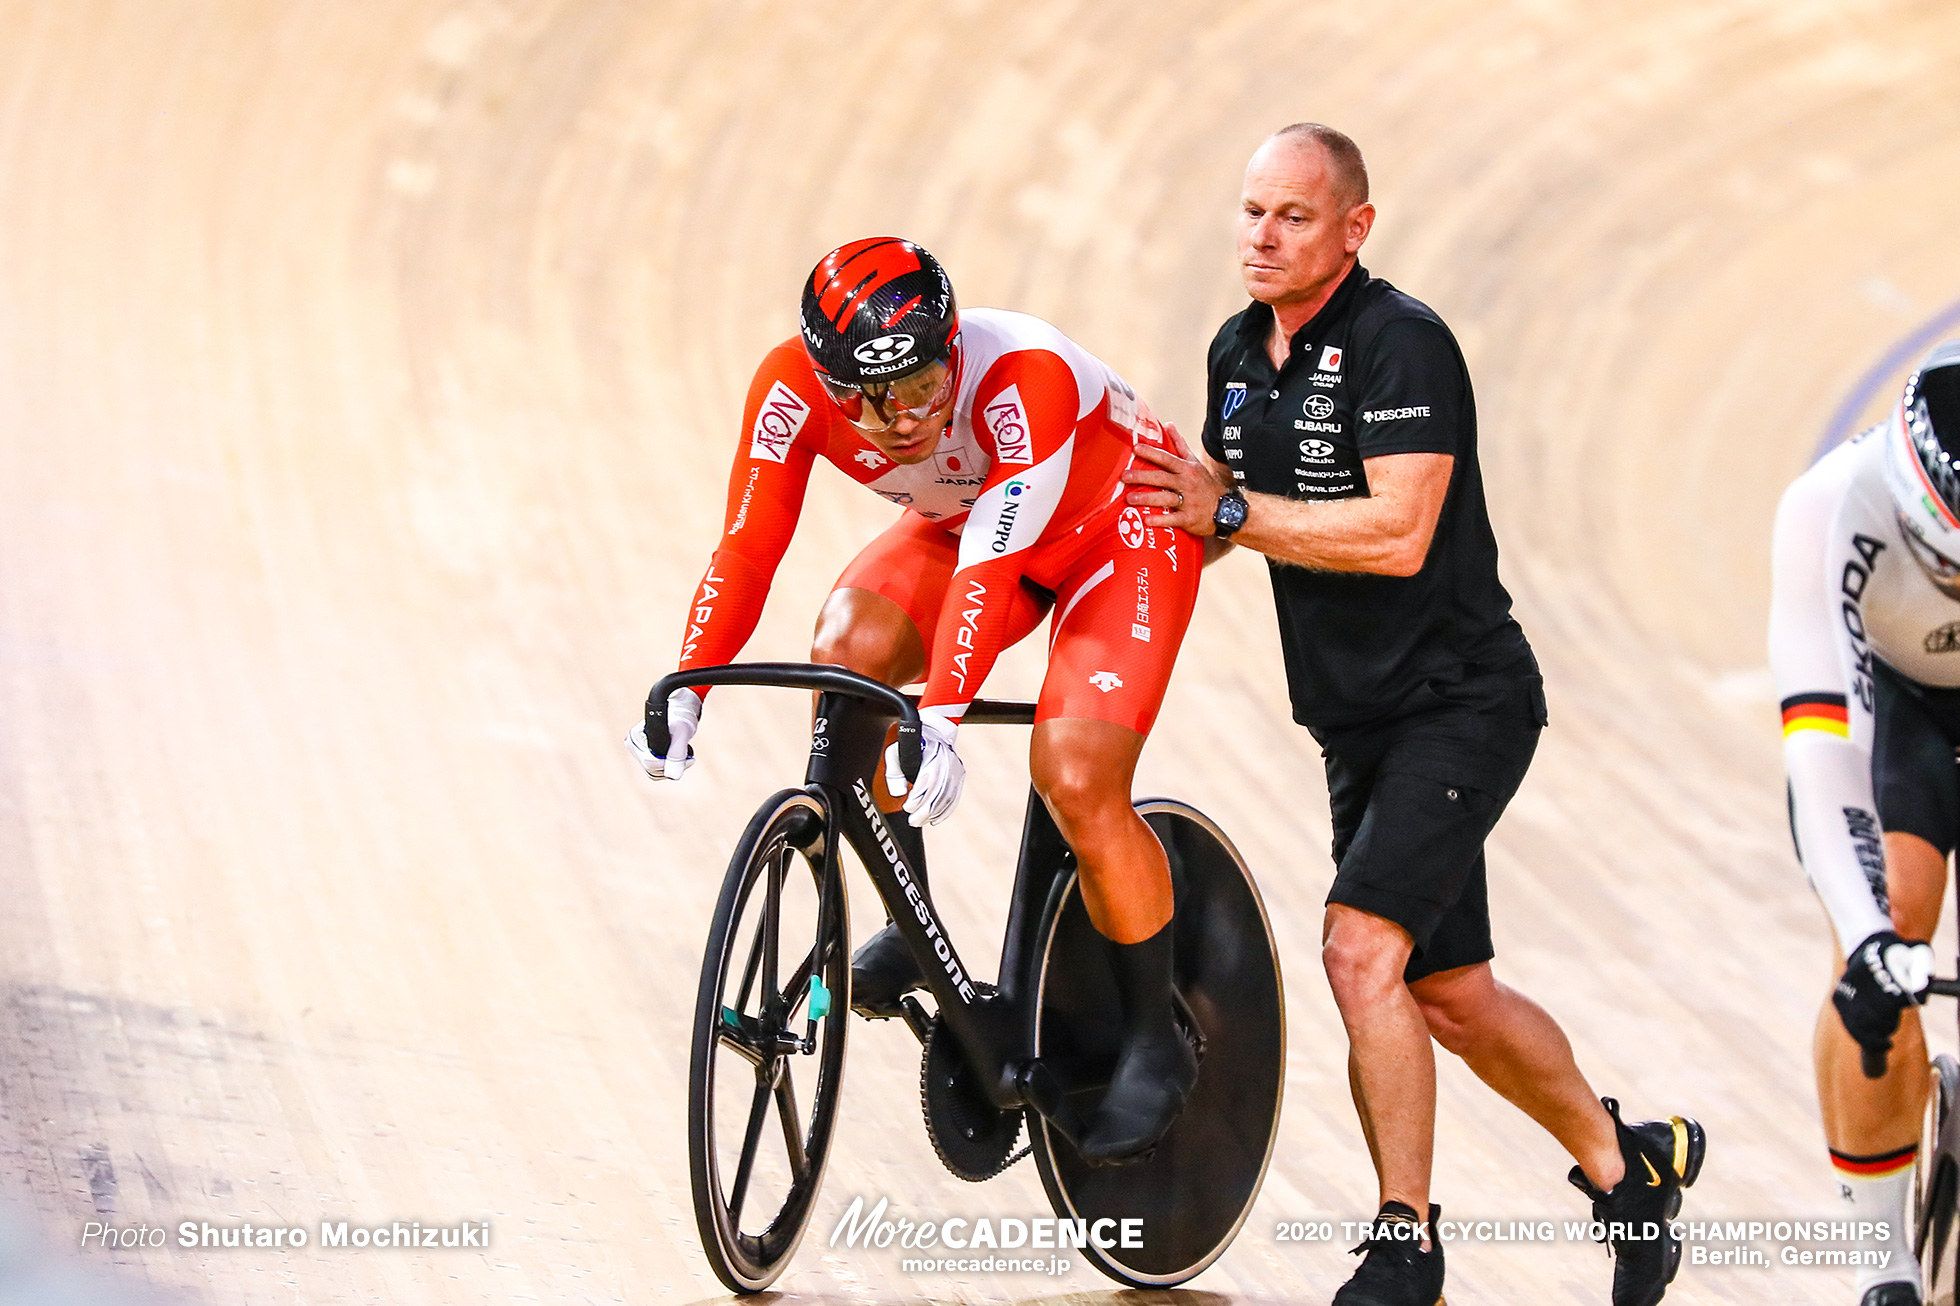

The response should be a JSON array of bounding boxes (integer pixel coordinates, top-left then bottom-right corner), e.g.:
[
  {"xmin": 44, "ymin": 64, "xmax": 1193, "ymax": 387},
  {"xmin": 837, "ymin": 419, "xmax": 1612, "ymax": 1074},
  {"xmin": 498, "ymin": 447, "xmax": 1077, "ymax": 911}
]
[{"xmin": 799, "ymin": 238, "xmax": 959, "ymax": 386}]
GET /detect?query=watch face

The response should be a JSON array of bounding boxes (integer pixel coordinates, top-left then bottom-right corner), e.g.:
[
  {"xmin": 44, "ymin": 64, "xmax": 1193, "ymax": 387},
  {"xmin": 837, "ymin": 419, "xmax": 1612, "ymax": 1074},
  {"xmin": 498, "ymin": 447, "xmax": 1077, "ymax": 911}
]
[{"xmin": 1216, "ymin": 492, "xmax": 1248, "ymax": 535}]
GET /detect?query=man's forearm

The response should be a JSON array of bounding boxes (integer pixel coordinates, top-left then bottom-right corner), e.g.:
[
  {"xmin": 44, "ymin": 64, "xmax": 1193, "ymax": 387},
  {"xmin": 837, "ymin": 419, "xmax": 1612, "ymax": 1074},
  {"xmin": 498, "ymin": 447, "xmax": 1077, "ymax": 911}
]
[{"xmin": 1233, "ymin": 490, "xmax": 1429, "ymax": 576}]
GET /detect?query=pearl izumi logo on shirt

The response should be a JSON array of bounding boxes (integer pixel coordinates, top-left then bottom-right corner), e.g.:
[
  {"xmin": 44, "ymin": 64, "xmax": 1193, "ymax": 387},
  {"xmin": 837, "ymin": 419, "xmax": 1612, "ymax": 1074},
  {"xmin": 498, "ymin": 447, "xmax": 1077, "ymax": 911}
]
[{"xmin": 750, "ymin": 381, "xmax": 811, "ymax": 462}]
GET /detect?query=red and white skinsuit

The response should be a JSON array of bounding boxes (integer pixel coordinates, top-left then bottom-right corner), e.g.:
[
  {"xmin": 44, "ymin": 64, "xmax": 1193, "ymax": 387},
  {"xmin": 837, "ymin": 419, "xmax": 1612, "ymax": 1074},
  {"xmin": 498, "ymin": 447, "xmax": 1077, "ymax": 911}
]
[{"xmin": 678, "ymin": 308, "xmax": 1200, "ymax": 736}]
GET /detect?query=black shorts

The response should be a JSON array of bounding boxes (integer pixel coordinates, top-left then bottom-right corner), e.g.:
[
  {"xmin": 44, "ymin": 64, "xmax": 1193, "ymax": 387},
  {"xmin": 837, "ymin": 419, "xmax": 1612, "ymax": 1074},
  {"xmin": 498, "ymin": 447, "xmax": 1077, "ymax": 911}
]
[
  {"xmin": 1873, "ymin": 658, "xmax": 1960, "ymax": 856},
  {"xmin": 1319, "ymin": 674, "xmax": 1545, "ymax": 983}
]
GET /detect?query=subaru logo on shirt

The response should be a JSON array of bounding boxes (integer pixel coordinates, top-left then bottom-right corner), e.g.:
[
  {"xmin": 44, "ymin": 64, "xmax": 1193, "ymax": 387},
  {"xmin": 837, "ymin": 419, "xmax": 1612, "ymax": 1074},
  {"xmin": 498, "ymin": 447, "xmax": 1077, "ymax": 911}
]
[
  {"xmin": 853, "ymin": 334, "xmax": 915, "ymax": 365},
  {"xmin": 1303, "ymin": 394, "xmax": 1335, "ymax": 420}
]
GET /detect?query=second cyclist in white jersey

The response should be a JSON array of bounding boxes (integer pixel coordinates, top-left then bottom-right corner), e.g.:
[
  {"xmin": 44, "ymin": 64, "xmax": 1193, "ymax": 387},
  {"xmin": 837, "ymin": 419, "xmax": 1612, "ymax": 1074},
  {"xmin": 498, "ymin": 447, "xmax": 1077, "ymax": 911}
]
[{"xmin": 1770, "ymin": 341, "xmax": 1960, "ymax": 1306}]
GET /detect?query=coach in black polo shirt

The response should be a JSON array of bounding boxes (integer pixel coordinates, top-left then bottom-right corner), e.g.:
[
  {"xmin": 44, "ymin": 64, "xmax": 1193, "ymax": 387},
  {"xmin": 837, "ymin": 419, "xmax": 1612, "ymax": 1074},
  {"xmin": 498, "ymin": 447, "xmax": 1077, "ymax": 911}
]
[{"xmin": 1126, "ymin": 123, "xmax": 1703, "ymax": 1306}]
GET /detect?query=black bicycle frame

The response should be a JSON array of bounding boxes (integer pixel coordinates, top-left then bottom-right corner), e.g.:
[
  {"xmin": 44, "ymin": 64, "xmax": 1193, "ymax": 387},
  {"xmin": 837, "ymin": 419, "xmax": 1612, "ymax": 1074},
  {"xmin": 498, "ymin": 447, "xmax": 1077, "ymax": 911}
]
[{"xmin": 649, "ymin": 664, "xmax": 1072, "ymax": 1108}]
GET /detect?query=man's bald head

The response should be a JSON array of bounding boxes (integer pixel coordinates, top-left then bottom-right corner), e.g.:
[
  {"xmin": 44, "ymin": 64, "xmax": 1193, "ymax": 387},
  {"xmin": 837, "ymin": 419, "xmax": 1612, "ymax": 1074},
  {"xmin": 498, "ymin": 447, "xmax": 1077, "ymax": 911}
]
[
  {"xmin": 1237, "ymin": 122, "xmax": 1376, "ymax": 325},
  {"xmin": 1262, "ymin": 123, "xmax": 1369, "ymax": 213}
]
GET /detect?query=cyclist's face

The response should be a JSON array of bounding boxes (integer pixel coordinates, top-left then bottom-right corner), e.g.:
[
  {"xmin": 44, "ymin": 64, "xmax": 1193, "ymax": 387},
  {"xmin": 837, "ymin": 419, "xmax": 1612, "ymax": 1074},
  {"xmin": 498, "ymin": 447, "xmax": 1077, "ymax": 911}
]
[
  {"xmin": 862, "ymin": 402, "xmax": 953, "ymax": 464},
  {"xmin": 827, "ymin": 356, "xmax": 957, "ymax": 463},
  {"xmin": 1239, "ymin": 138, "xmax": 1374, "ymax": 314}
]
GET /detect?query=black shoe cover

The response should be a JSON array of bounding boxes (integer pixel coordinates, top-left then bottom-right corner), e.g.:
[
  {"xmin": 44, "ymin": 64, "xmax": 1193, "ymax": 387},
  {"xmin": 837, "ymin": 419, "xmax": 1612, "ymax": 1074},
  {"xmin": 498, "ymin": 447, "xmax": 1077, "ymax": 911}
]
[
  {"xmin": 1077, "ymin": 921, "xmax": 1198, "ymax": 1164},
  {"xmin": 849, "ymin": 921, "xmax": 924, "ymax": 1019}
]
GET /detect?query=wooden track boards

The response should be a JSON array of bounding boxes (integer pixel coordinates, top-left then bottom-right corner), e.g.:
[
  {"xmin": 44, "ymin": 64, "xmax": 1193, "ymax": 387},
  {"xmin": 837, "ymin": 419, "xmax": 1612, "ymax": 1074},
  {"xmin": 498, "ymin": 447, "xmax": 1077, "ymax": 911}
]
[{"xmin": 1, "ymin": 1, "xmax": 1959, "ymax": 1301}]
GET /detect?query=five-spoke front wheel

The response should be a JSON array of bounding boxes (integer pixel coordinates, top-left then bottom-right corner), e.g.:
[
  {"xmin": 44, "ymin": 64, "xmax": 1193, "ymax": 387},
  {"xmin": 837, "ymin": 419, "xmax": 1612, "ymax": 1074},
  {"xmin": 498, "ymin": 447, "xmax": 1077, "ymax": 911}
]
[{"xmin": 688, "ymin": 789, "xmax": 849, "ymax": 1293}]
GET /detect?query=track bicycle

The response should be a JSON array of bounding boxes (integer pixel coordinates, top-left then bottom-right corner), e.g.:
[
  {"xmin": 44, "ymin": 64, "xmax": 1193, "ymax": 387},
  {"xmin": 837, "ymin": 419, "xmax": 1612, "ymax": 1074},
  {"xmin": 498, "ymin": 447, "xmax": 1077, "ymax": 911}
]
[
  {"xmin": 1914, "ymin": 975, "xmax": 1960, "ymax": 1303},
  {"xmin": 643, "ymin": 662, "xmax": 1285, "ymax": 1293}
]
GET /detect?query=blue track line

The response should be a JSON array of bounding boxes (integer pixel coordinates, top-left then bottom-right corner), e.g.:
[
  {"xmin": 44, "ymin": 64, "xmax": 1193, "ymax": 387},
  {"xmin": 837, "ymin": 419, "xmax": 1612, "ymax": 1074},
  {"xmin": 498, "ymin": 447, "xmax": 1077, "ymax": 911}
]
[{"xmin": 1814, "ymin": 292, "xmax": 1960, "ymax": 462}]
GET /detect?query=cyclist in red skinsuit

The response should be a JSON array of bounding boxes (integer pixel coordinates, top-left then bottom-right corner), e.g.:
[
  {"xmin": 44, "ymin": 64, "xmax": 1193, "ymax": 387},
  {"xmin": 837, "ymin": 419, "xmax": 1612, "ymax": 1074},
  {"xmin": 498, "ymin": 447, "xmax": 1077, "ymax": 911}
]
[{"xmin": 631, "ymin": 238, "xmax": 1202, "ymax": 1162}]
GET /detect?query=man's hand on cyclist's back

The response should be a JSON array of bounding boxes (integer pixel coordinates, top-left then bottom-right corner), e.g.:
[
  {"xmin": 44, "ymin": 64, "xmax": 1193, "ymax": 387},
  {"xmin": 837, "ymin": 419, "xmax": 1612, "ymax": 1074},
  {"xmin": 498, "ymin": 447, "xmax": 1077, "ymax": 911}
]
[{"xmin": 627, "ymin": 687, "xmax": 703, "ymax": 780}]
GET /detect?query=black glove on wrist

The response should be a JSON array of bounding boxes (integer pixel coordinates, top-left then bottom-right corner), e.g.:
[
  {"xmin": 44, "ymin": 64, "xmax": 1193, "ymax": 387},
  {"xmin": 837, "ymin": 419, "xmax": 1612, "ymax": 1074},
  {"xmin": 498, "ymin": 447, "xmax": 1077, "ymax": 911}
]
[{"xmin": 1835, "ymin": 929, "xmax": 1933, "ymax": 1074}]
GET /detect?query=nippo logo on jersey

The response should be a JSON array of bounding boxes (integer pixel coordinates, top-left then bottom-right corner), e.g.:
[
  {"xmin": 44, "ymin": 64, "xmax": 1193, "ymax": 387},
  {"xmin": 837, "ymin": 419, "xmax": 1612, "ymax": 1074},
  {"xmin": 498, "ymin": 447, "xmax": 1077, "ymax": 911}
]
[
  {"xmin": 750, "ymin": 380, "xmax": 812, "ymax": 463},
  {"xmin": 852, "ymin": 334, "xmax": 915, "ymax": 366},
  {"xmin": 1317, "ymin": 345, "xmax": 1343, "ymax": 372},
  {"xmin": 1303, "ymin": 394, "xmax": 1335, "ymax": 420},
  {"xmin": 983, "ymin": 385, "xmax": 1033, "ymax": 465}
]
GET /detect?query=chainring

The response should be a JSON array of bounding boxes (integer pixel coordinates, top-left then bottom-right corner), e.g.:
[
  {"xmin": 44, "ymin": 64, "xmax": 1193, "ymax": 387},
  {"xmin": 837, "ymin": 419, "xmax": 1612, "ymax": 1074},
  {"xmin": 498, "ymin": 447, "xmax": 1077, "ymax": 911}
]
[{"xmin": 921, "ymin": 1015, "xmax": 1024, "ymax": 1182}]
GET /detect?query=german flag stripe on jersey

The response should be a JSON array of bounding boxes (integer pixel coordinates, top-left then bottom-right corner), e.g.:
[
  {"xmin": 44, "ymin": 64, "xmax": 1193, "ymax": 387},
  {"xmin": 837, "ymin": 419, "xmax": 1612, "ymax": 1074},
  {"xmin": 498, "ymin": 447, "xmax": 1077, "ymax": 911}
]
[
  {"xmin": 1781, "ymin": 693, "xmax": 1849, "ymax": 738},
  {"xmin": 1830, "ymin": 1143, "xmax": 1917, "ymax": 1178}
]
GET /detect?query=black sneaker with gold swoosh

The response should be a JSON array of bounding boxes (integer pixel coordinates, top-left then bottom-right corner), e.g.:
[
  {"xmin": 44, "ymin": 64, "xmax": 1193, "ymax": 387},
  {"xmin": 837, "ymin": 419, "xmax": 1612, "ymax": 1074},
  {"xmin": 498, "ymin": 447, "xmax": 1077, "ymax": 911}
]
[{"xmin": 1567, "ymin": 1097, "xmax": 1707, "ymax": 1306}]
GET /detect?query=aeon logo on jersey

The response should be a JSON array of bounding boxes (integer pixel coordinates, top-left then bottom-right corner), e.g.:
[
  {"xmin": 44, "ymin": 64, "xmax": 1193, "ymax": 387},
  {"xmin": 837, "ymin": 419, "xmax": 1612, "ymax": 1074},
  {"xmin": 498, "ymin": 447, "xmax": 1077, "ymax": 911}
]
[
  {"xmin": 853, "ymin": 334, "xmax": 915, "ymax": 366},
  {"xmin": 1303, "ymin": 394, "xmax": 1335, "ymax": 420},
  {"xmin": 750, "ymin": 381, "xmax": 811, "ymax": 464},
  {"xmin": 991, "ymin": 481, "xmax": 1027, "ymax": 553},
  {"xmin": 1118, "ymin": 506, "xmax": 1148, "ymax": 550},
  {"xmin": 984, "ymin": 385, "xmax": 1033, "ymax": 465},
  {"xmin": 1220, "ymin": 383, "xmax": 1248, "ymax": 422}
]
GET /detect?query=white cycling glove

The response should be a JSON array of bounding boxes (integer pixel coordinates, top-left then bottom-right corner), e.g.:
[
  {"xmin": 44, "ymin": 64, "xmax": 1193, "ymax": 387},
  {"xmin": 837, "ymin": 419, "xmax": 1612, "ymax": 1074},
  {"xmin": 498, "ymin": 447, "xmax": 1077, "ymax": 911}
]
[
  {"xmin": 884, "ymin": 708, "xmax": 963, "ymax": 827},
  {"xmin": 626, "ymin": 687, "xmax": 702, "ymax": 780}
]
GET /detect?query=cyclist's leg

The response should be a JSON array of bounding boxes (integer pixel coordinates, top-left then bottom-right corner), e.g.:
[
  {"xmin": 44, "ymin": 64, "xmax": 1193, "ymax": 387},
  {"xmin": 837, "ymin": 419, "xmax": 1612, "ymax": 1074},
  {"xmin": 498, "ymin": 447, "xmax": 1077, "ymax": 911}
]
[
  {"xmin": 813, "ymin": 511, "xmax": 958, "ymax": 690},
  {"xmin": 825, "ymin": 513, "xmax": 1051, "ymax": 1016},
  {"xmin": 1815, "ymin": 832, "xmax": 1945, "ymax": 1155},
  {"xmin": 1030, "ymin": 518, "xmax": 1201, "ymax": 1161},
  {"xmin": 1030, "ymin": 518, "xmax": 1201, "ymax": 942},
  {"xmin": 1813, "ymin": 662, "xmax": 1956, "ymax": 1297}
]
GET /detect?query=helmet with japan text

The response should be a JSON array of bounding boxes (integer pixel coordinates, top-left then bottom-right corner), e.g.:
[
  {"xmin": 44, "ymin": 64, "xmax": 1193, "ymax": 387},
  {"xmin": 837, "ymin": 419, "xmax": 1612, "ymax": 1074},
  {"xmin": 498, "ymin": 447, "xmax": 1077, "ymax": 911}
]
[
  {"xmin": 1882, "ymin": 340, "xmax": 1960, "ymax": 596},
  {"xmin": 800, "ymin": 237, "xmax": 957, "ymax": 383},
  {"xmin": 800, "ymin": 238, "xmax": 962, "ymax": 433}
]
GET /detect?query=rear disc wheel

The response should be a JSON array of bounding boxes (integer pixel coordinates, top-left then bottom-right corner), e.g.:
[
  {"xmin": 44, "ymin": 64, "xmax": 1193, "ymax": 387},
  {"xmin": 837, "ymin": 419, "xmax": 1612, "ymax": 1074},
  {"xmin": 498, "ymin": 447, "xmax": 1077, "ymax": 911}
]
[{"xmin": 1027, "ymin": 799, "xmax": 1284, "ymax": 1286}]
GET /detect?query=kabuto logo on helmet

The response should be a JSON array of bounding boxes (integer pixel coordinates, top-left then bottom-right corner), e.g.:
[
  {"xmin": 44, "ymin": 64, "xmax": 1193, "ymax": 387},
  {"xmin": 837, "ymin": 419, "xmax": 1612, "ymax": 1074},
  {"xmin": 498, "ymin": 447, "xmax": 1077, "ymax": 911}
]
[
  {"xmin": 852, "ymin": 334, "xmax": 915, "ymax": 366},
  {"xmin": 801, "ymin": 237, "xmax": 959, "ymax": 386}
]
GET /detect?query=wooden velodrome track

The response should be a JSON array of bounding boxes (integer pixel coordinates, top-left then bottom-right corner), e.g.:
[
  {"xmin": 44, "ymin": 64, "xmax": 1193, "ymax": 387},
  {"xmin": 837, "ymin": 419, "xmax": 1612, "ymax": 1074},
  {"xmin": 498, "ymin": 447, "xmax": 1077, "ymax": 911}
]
[{"xmin": 3, "ymin": 1, "xmax": 1960, "ymax": 1302}]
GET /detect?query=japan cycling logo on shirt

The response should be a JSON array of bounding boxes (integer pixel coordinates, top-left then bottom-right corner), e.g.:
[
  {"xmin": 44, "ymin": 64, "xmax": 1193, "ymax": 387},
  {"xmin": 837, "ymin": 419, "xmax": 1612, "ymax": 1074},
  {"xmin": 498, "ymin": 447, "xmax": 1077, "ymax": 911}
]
[
  {"xmin": 1317, "ymin": 345, "xmax": 1343, "ymax": 372},
  {"xmin": 750, "ymin": 380, "xmax": 811, "ymax": 463},
  {"xmin": 982, "ymin": 385, "xmax": 1033, "ymax": 465},
  {"xmin": 1220, "ymin": 382, "xmax": 1247, "ymax": 422}
]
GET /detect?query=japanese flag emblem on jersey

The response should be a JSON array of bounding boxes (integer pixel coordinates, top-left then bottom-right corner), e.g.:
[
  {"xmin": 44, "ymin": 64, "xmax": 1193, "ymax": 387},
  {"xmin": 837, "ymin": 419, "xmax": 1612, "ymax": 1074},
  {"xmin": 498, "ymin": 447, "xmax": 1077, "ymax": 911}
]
[
  {"xmin": 1318, "ymin": 345, "xmax": 1343, "ymax": 372},
  {"xmin": 750, "ymin": 381, "xmax": 810, "ymax": 463},
  {"xmin": 983, "ymin": 385, "xmax": 1033, "ymax": 465}
]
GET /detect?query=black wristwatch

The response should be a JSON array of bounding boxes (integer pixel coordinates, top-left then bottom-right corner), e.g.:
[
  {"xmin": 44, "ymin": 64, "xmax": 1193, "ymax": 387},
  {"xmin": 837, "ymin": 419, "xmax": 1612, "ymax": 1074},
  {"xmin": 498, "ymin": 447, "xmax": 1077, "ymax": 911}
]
[{"xmin": 1213, "ymin": 487, "xmax": 1249, "ymax": 540}]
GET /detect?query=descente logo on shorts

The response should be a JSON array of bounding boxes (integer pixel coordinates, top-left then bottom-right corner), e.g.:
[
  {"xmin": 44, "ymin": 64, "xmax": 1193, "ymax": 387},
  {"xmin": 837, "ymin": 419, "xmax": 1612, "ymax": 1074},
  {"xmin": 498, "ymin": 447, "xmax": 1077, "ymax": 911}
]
[
  {"xmin": 1362, "ymin": 405, "xmax": 1431, "ymax": 422},
  {"xmin": 750, "ymin": 381, "xmax": 811, "ymax": 463}
]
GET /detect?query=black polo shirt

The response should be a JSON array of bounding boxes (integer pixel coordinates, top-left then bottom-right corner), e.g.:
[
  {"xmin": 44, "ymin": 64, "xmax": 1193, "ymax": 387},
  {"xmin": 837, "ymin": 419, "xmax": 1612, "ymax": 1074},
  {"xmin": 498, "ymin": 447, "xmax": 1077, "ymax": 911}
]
[{"xmin": 1201, "ymin": 262, "xmax": 1535, "ymax": 732}]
